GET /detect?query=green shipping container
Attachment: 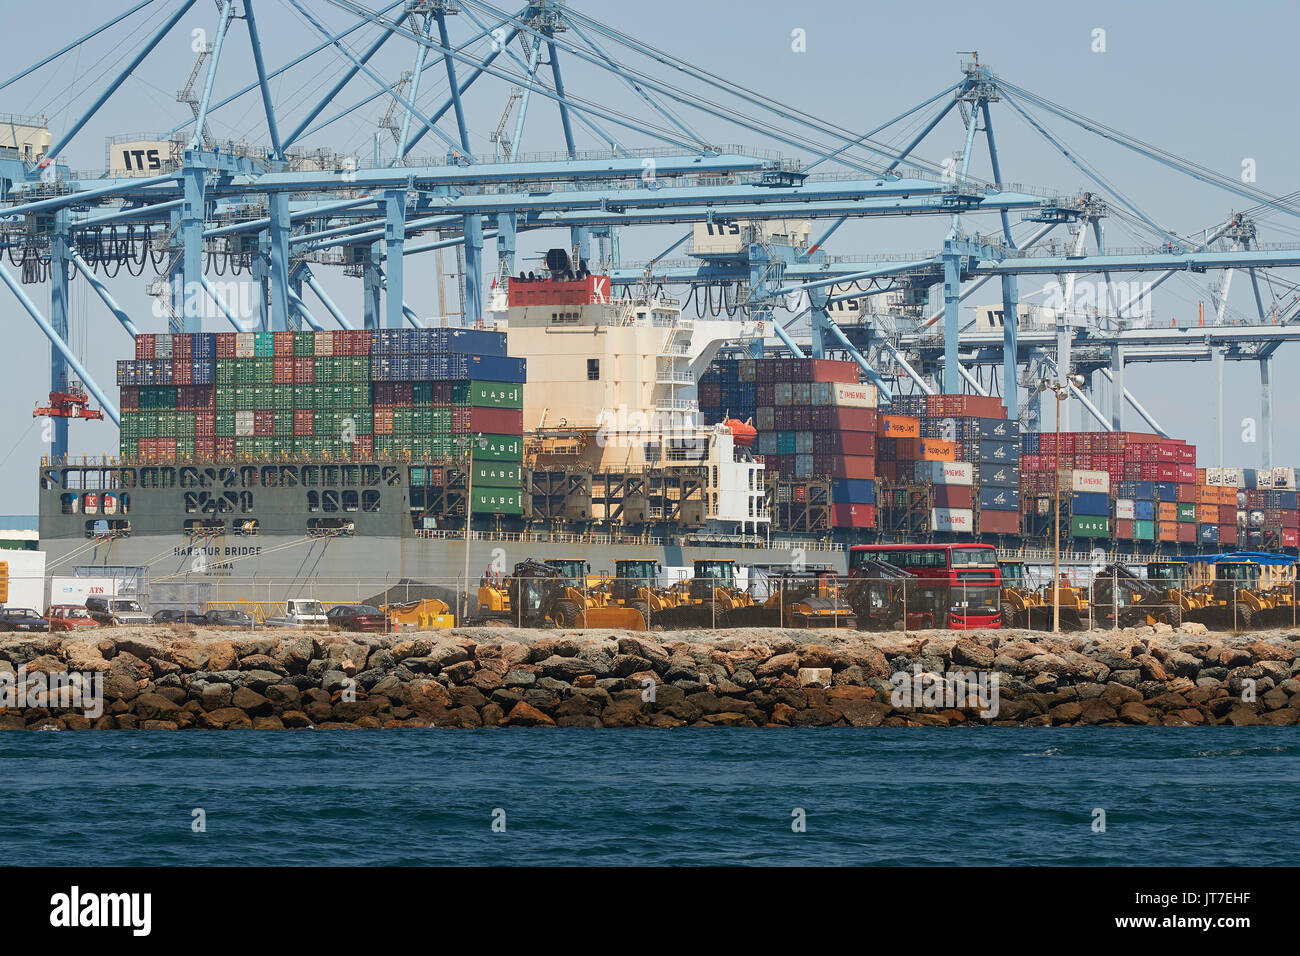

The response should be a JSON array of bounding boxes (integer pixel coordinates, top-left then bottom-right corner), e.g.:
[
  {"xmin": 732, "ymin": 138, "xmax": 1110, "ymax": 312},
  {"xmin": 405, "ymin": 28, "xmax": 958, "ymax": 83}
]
[
  {"xmin": 472, "ymin": 434, "xmax": 524, "ymax": 462},
  {"xmin": 454, "ymin": 380, "xmax": 524, "ymax": 409},
  {"xmin": 472, "ymin": 461, "xmax": 523, "ymax": 487},
  {"xmin": 471, "ymin": 487, "xmax": 525, "ymax": 515},
  {"xmin": 1177, "ymin": 503, "xmax": 1197, "ymax": 523},
  {"xmin": 1071, "ymin": 516, "xmax": 1110, "ymax": 538},
  {"xmin": 1134, "ymin": 519, "xmax": 1155, "ymax": 541}
]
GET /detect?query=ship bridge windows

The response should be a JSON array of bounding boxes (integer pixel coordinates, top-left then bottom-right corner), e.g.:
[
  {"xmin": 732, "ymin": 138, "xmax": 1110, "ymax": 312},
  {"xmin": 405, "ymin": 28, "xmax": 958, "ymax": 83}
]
[
  {"xmin": 551, "ymin": 311, "xmax": 579, "ymax": 325},
  {"xmin": 587, "ymin": 359, "xmax": 600, "ymax": 380}
]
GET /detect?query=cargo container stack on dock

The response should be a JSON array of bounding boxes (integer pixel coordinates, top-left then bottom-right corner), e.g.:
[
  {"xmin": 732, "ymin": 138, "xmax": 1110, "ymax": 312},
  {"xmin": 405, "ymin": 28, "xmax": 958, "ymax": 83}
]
[
  {"xmin": 871, "ymin": 393, "xmax": 1020, "ymax": 539},
  {"xmin": 117, "ymin": 329, "xmax": 527, "ymax": 514},
  {"xmin": 698, "ymin": 357, "xmax": 879, "ymax": 530}
]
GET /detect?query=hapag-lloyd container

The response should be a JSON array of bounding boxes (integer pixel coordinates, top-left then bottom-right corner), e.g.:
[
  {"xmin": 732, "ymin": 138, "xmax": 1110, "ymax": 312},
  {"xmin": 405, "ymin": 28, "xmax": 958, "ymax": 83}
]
[
  {"xmin": 931, "ymin": 507, "xmax": 974, "ymax": 533},
  {"xmin": 878, "ymin": 414, "xmax": 920, "ymax": 438},
  {"xmin": 1071, "ymin": 469, "xmax": 1111, "ymax": 494},
  {"xmin": 914, "ymin": 460, "xmax": 974, "ymax": 486}
]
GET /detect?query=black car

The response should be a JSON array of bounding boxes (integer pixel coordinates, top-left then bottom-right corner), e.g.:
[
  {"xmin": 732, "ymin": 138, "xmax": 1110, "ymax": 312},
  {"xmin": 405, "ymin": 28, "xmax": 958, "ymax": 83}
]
[
  {"xmin": 152, "ymin": 607, "xmax": 206, "ymax": 624},
  {"xmin": 202, "ymin": 608, "xmax": 255, "ymax": 628},
  {"xmin": 0, "ymin": 608, "xmax": 50, "ymax": 632}
]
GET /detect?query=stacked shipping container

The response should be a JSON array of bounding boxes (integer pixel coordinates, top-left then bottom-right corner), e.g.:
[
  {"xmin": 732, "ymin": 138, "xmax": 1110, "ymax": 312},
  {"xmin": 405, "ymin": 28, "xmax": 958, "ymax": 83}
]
[
  {"xmin": 117, "ymin": 329, "xmax": 527, "ymax": 514},
  {"xmin": 698, "ymin": 357, "xmax": 878, "ymax": 528}
]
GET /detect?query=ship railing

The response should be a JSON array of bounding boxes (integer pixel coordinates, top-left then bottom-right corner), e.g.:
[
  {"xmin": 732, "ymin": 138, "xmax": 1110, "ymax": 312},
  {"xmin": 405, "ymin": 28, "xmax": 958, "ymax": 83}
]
[{"xmin": 409, "ymin": 528, "xmax": 842, "ymax": 553}]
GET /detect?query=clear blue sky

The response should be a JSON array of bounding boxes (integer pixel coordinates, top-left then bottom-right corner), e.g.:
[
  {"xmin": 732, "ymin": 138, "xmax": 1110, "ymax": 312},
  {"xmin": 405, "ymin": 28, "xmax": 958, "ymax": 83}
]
[{"xmin": 2, "ymin": 0, "xmax": 1298, "ymax": 511}]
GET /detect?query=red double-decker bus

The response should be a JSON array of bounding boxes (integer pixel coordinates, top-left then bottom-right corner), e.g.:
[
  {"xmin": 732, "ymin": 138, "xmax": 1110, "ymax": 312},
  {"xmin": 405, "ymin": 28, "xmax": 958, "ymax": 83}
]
[{"xmin": 848, "ymin": 543, "xmax": 1003, "ymax": 629}]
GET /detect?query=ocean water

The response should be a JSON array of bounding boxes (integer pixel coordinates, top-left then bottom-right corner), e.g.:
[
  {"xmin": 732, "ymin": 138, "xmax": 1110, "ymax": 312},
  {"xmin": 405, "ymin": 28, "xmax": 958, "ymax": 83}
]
[{"xmin": 1, "ymin": 728, "xmax": 1295, "ymax": 866}]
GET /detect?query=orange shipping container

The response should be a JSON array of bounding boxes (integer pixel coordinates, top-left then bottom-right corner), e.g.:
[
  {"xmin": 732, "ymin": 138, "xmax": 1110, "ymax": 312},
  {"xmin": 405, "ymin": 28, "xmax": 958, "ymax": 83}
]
[
  {"xmin": 1158, "ymin": 502, "xmax": 1178, "ymax": 521},
  {"xmin": 1196, "ymin": 504, "xmax": 1218, "ymax": 523},
  {"xmin": 878, "ymin": 414, "xmax": 920, "ymax": 438},
  {"xmin": 919, "ymin": 438, "xmax": 955, "ymax": 461},
  {"xmin": 1158, "ymin": 521, "xmax": 1178, "ymax": 542}
]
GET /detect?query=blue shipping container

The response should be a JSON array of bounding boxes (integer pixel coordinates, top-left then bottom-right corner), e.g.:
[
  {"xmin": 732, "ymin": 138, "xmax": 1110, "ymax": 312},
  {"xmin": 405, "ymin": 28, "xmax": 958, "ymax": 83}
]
[
  {"xmin": 1198, "ymin": 523, "xmax": 1220, "ymax": 544},
  {"xmin": 978, "ymin": 440, "xmax": 1019, "ymax": 464},
  {"xmin": 1135, "ymin": 500, "xmax": 1155, "ymax": 521},
  {"xmin": 978, "ymin": 462, "xmax": 1020, "ymax": 488},
  {"xmin": 1071, "ymin": 491, "xmax": 1110, "ymax": 516},
  {"xmin": 1154, "ymin": 481, "xmax": 1177, "ymax": 502},
  {"xmin": 978, "ymin": 417, "xmax": 1020, "ymax": 441},
  {"xmin": 830, "ymin": 478, "xmax": 875, "ymax": 505},
  {"xmin": 978, "ymin": 486, "xmax": 1020, "ymax": 512}
]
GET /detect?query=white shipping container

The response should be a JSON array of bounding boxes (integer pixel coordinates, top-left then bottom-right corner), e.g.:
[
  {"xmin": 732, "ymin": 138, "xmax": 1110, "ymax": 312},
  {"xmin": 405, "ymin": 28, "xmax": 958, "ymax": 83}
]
[
  {"xmin": 1274, "ymin": 467, "xmax": 1296, "ymax": 489},
  {"xmin": 45, "ymin": 573, "xmax": 115, "ymax": 609},
  {"xmin": 827, "ymin": 382, "xmax": 877, "ymax": 409},
  {"xmin": 2, "ymin": 551, "xmax": 47, "ymax": 611},
  {"xmin": 314, "ymin": 331, "xmax": 334, "ymax": 356},
  {"xmin": 931, "ymin": 507, "xmax": 974, "ymax": 534},
  {"xmin": 1257, "ymin": 470, "xmax": 1275, "ymax": 489},
  {"xmin": 795, "ymin": 431, "xmax": 814, "ymax": 455},
  {"xmin": 774, "ymin": 382, "xmax": 793, "ymax": 405},
  {"xmin": 1115, "ymin": 498, "xmax": 1135, "ymax": 519},
  {"xmin": 1071, "ymin": 469, "xmax": 1110, "ymax": 494},
  {"xmin": 792, "ymin": 382, "xmax": 812, "ymax": 405},
  {"xmin": 235, "ymin": 410, "xmax": 255, "ymax": 437},
  {"xmin": 914, "ymin": 460, "xmax": 974, "ymax": 486},
  {"xmin": 795, "ymin": 453, "xmax": 813, "ymax": 477},
  {"xmin": 1221, "ymin": 467, "xmax": 1244, "ymax": 488}
]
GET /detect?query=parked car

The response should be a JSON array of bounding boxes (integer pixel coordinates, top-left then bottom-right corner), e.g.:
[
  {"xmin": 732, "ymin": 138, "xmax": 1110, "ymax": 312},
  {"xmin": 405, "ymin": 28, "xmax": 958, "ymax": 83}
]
[
  {"xmin": 151, "ymin": 607, "xmax": 206, "ymax": 624},
  {"xmin": 0, "ymin": 608, "xmax": 50, "ymax": 632},
  {"xmin": 84, "ymin": 596, "xmax": 152, "ymax": 627},
  {"xmin": 264, "ymin": 598, "xmax": 329, "ymax": 627},
  {"xmin": 44, "ymin": 604, "xmax": 101, "ymax": 632},
  {"xmin": 202, "ymin": 608, "xmax": 255, "ymax": 628},
  {"xmin": 326, "ymin": 604, "xmax": 389, "ymax": 632}
]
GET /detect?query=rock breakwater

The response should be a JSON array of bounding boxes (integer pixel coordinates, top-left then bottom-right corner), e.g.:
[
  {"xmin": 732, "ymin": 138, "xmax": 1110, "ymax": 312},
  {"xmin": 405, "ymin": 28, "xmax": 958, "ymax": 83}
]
[{"xmin": 2, "ymin": 623, "xmax": 1298, "ymax": 729}]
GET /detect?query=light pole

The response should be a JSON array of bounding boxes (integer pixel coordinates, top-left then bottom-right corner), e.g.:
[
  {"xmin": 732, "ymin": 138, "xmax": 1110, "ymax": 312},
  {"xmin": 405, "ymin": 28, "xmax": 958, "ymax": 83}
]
[
  {"xmin": 460, "ymin": 432, "xmax": 486, "ymax": 625},
  {"xmin": 1037, "ymin": 374, "xmax": 1086, "ymax": 633}
]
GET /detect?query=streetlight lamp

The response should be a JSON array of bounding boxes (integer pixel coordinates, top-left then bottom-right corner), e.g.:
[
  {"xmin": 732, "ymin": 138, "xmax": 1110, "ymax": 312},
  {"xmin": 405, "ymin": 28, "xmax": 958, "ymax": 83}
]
[
  {"xmin": 1037, "ymin": 374, "xmax": 1086, "ymax": 633},
  {"xmin": 460, "ymin": 432, "xmax": 487, "ymax": 625}
]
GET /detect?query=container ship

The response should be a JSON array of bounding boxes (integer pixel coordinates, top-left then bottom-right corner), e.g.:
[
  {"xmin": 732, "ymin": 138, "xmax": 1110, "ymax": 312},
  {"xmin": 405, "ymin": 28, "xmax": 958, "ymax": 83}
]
[{"xmin": 37, "ymin": 252, "xmax": 1300, "ymax": 606}]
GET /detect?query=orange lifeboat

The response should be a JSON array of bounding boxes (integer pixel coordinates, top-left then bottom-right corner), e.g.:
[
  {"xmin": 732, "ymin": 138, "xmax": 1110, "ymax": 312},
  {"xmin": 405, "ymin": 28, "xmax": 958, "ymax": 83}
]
[{"xmin": 723, "ymin": 418, "xmax": 757, "ymax": 447}]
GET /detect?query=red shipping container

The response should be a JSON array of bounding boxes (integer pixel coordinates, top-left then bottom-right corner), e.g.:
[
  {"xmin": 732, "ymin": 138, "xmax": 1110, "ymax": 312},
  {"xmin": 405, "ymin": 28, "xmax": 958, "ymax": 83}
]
[
  {"xmin": 1177, "ymin": 444, "xmax": 1196, "ymax": 463},
  {"xmin": 273, "ymin": 358, "xmax": 294, "ymax": 384},
  {"xmin": 135, "ymin": 334, "xmax": 155, "ymax": 360},
  {"xmin": 814, "ymin": 454, "xmax": 876, "ymax": 479},
  {"xmin": 293, "ymin": 357, "xmax": 314, "ymax": 383},
  {"xmin": 373, "ymin": 408, "xmax": 393, "ymax": 435},
  {"xmin": 215, "ymin": 333, "xmax": 236, "ymax": 358},
  {"xmin": 1219, "ymin": 524, "xmax": 1238, "ymax": 545},
  {"xmin": 1218, "ymin": 504, "xmax": 1237, "ymax": 524},
  {"xmin": 120, "ymin": 387, "xmax": 139, "ymax": 411},
  {"xmin": 195, "ymin": 437, "xmax": 215, "ymax": 459},
  {"xmin": 808, "ymin": 359, "xmax": 859, "ymax": 383},
  {"xmin": 1177, "ymin": 522, "xmax": 1197, "ymax": 543},
  {"xmin": 352, "ymin": 435, "xmax": 374, "ymax": 457},
  {"xmin": 216, "ymin": 437, "xmax": 235, "ymax": 457},
  {"xmin": 253, "ymin": 410, "xmax": 273, "ymax": 437},
  {"xmin": 1176, "ymin": 464, "xmax": 1196, "ymax": 483},
  {"xmin": 1283, "ymin": 529, "xmax": 1299, "ymax": 547},
  {"xmin": 1284, "ymin": 511, "xmax": 1299, "ymax": 530},
  {"xmin": 831, "ymin": 503, "xmax": 876, "ymax": 528},
  {"xmin": 274, "ymin": 331, "xmax": 294, "ymax": 356},
  {"xmin": 394, "ymin": 382, "xmax": 413, "ymax": 406},
  {"xmin": 1116, "ymin": 518, "xmax": 1135, "ymax": 539},
  {"xmin": 172, "ymin": 359, "xmax": 192, "ymax": 385},
  {"xmin": 294, "ymin": 409, "xmax": 314, "ymax": 436},
  {"xmin": 469, "ymin": 407, "xmax": 524, "ymax": 434},
  {"xmin": 978, "ymin": 509, "xmax": 1020, "ymax": 535},
  {"xmin": 934, "ymin": 485, "xmax": 973, "ymax": 509}
]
